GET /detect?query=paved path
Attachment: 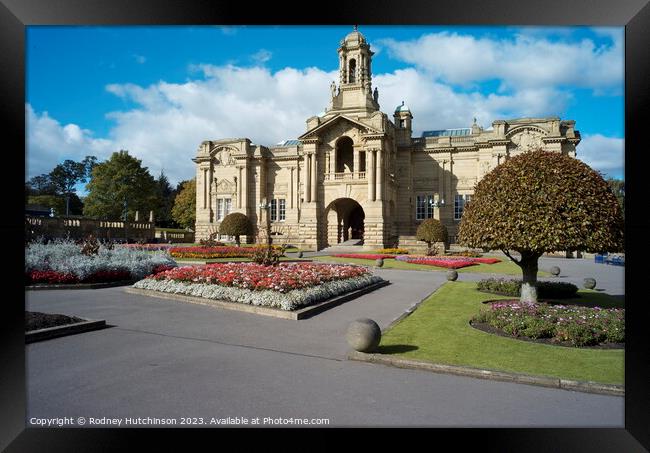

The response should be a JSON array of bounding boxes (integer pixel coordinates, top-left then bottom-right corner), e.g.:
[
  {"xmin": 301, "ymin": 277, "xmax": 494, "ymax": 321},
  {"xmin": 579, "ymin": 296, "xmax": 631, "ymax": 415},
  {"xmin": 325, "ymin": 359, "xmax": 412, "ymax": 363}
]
[{"xmin": 25, "ymin": 258, "xmax": 624, "ymax": 427}]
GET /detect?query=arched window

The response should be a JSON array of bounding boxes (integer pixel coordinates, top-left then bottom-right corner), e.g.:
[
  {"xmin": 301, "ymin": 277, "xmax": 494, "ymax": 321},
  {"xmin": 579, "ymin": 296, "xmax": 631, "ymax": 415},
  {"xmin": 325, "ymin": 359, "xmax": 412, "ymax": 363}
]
[
  {"xmin": 336, "ymin": 137, "xmax": 354, "ymax": 173},
  {"xmin": 348, "ymin": 59, "xmax": 356, "ymax": 83}
]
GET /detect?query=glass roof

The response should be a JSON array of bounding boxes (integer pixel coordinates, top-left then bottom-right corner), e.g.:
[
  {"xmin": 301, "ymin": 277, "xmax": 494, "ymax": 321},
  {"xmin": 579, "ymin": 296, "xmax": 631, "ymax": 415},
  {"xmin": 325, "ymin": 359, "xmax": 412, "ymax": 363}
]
[{"xmin": 422, "ymin": 128, "xmax": 472, "ymax": 137}]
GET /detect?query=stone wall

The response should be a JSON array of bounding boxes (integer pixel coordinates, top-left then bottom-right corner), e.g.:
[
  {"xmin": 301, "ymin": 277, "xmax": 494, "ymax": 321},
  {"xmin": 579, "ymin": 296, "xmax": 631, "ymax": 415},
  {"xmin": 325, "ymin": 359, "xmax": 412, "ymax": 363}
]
[{"xmin": 26, "ymin": 216, "xmax": 155, "ymax": 242}]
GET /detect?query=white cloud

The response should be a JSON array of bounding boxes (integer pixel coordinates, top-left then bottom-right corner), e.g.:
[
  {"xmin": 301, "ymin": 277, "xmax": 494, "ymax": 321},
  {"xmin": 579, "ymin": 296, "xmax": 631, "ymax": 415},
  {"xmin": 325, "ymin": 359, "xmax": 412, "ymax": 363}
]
[
  {"xmin": 25, "ymin": 104, "xmax": 114, "ymax": 180},
  {"xmin": 575, "ymin": 134, "xmax": 624, "ymax": 178},
  {"xmin": 133, "ymin": 54, "xmax": 146, "ymax": 64},
  {"xmin": 251, "ymin": 49, "xmax": 272, "ymax": 64},
  {"xmin": 380, "ymin": 31, "xmax": 623, "ymax": 93},
  {"xmin": 374, "ymin": 68, "xmax": 571, "ymax": 133}
]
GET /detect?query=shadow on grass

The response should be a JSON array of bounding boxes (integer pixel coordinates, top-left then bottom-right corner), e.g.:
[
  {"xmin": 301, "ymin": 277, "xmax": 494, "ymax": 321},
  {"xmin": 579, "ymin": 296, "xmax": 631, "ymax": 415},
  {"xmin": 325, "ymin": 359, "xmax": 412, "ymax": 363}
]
[
  {"xmin": 545, "ymin": 292, "xmax": 624, "ymax": 309},
  {"xmin": 375, "ymin": 344, "xmax": 419, "ymax": 354}
]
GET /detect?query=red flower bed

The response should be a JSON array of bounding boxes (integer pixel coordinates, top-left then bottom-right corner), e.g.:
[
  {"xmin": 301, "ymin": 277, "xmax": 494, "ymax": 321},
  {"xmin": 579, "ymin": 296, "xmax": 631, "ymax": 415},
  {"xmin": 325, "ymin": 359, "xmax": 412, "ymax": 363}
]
[
  {"xmin": 149, "ymin": 262, "xmax": 370, "ymax": 292},
  {"xmin": 332, "ymin": 254, "xmax": 396, "ymax": 260},
  {"xmin": 470, "ymin": 257, "xmax": 501, "ymax": 264},
  {"xmin": 25, "ymin": 269, "xmax": 133, "ymax": 284}
]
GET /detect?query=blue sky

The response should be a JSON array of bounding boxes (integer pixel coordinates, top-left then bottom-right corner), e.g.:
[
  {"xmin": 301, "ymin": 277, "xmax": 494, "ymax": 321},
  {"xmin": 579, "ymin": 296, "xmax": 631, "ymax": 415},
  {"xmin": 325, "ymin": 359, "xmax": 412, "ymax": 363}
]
[{"xmin": 26, "ymin": 25, "xmax": 625, "ymax": 189}]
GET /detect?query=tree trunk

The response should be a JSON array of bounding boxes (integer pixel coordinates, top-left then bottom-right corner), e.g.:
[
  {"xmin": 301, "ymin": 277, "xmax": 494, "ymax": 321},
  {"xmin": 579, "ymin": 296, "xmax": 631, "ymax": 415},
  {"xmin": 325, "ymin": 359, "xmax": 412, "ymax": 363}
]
[
  {"xmin": 235, "ymin": 236, "xmax": 241, "ymax": 247},
  {"xmin": 518, "ymin": 251, "xmax": 540, "ymax": 304}
]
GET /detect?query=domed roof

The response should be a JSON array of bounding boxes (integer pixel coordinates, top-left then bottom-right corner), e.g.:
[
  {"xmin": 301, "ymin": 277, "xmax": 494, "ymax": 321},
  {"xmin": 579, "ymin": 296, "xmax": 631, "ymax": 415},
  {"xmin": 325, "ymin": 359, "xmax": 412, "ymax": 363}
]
[
  {"xmin": 395, "ymin": 101, "xmax": 411, "ymax": 113},
  {"xmin": 343, "ymin": 26, "xmax": 366, "ymax": 45}
]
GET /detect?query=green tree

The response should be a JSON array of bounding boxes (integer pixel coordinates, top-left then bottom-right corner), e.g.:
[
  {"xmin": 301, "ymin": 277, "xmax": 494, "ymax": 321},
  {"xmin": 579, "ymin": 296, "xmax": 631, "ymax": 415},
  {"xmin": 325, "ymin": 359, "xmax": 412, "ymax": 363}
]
[
  {"xmin": 154, "ymin": 170, "xmax": 178, "ymax": 227},
  {"xmin": 219, "ymin": 212, "xmax": 253, "ymax": 246},
  {"xmin": 28, "ymin": 194, "xmax": 83, "ymax": 216},
  {"xmin": 83, "ymin": 150, "xmax": 158, "ymax": 220},
  {"xmin": 171, "ymin": 179, "xmax": 196, "ymax": 229},
  {"xmin": 458, "ymin": 150, "xmax": 624, "ymax": 303},
  {"xmin": 416, "ymin": 218, "xmax": 448, "ymax": 255},
  {"xmin": 606, "ymin": 177, "xmax": 625, "ymax": 217}
]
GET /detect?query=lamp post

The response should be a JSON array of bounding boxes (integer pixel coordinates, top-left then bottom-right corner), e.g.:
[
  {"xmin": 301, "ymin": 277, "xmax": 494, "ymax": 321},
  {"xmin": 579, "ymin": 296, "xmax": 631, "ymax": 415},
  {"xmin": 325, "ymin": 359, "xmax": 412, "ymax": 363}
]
[
  {"xmin": 258, "ymin": 200, "xmax": 273, "ymax": 249},
  {"xmin": 123, "ymin": 198, "xmax": 128, "ymax": 243}
]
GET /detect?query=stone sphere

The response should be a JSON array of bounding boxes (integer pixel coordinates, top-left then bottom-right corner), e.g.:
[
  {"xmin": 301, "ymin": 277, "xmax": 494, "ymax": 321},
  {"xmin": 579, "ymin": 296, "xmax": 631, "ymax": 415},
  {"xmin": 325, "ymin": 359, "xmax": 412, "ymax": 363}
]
[
  {"xmin": 583, "ymin": 278, "xmax": 597, "ymax": 289},
  {"xmin": 375, "ymin": 258, "xmax": 384, "ymax": 268},
  {"xmin": 550, "ymin": 266, "xmax": 561, "ymax": 276},
  {"xmin": 346, "ymin": 318, "xmax": 381, "ymax": 352},
  {"xmin": 447, "ymin": 270, "xmax": 458, "ymax": 281}
]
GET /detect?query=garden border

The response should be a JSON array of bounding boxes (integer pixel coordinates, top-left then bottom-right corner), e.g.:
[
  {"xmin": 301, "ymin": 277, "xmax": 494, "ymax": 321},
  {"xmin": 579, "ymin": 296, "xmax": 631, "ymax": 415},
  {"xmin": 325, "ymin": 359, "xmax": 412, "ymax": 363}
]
[
  {"xmin": 25, "ymin": 280, "xmax": 139, "ymax": 290},
  {"xmin": 26, "ymin": 319, "xmax": 107, "ymax": 343},
  {"xmin": 124, "ymin": 279, "xmax": 390, "ymax": 320},
  {"xmin": 347, "ymin": 350, "xmax": 624, "ymax": 396}
]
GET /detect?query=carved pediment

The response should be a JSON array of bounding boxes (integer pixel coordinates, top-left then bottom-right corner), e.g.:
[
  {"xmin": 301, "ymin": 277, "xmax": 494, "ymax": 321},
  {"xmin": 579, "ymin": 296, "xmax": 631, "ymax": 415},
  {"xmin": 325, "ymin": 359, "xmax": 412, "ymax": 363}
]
[
  {"xmin": 298, "ymin": 114, "xmax": 383, "ymax": 141},
  {"xmin": 506, "ymin": 126, "xmax": 548, "ymax": 152},
  {"xmin": 216, "ymin": 179, "xmax": 236, "ymax": 194}
]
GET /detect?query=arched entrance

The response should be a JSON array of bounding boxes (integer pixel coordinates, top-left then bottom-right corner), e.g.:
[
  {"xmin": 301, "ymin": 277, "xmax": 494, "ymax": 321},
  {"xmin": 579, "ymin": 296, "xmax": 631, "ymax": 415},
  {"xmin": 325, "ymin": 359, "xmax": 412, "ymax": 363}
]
[{"xmin": 324, "ymin": 198, "xmax": 365, "ymax": 246}]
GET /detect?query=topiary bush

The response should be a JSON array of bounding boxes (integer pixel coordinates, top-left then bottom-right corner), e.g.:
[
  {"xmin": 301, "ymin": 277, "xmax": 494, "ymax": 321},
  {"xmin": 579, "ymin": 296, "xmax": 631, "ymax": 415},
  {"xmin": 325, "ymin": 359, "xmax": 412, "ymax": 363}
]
[
  {"xmin": 476, "ymin": 278, "xmax": 578, "ymax": 299},
  {"xmin": 416, "ymin": 219, "xmax": 448, "ymax": 255},
  {"xmin": 218, "ymin": 212, "xmax": 253, "ymax": 246}
]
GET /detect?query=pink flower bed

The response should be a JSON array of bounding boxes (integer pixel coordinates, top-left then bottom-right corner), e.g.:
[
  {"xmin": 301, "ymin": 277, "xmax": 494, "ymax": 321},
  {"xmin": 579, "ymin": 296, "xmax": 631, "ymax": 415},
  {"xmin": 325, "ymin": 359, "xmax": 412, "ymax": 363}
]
[
  {"xmin": 332, "ymin": 254, "xmax": 396, "ymax": 260},
  {"xmin": 394, "ymin": 254, "xmax": 500, "ymax": 268},
  {"xmin": 149, "ymin": 262, "xmax": 371, "ymax": 293},
  {"xmin": 403, "ymin": 258, "xmax": 478, "ymax": 269}
]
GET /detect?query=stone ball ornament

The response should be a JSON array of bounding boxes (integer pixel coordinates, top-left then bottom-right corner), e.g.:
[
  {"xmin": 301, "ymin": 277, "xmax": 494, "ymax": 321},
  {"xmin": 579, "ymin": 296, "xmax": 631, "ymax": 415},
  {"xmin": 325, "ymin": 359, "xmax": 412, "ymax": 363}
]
[
  {"xmin": 549, "ymin": 266, "xmax": 561, "ymax": 276},
  {"xmin": 583, "ymin": 278, "xmax": 597, "ymax": 289},
  {"xmin": 447, "ymin": 270, "xmax": 458, "ymax": 281},
  {"xmin": 346, "ymin": 318, "xmax": 381, "ymax": 353},
  {"xmin": 375, "ymin": 258, "xmax": 384, "ymax": 268}
]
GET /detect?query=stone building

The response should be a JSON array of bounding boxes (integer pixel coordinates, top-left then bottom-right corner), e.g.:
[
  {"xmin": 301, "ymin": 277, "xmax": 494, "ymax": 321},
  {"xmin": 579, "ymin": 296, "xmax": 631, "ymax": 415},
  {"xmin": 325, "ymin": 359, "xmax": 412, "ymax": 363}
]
[{"xmin": 193, "ymin": 27, "xmax": 581, "ymax": 250}]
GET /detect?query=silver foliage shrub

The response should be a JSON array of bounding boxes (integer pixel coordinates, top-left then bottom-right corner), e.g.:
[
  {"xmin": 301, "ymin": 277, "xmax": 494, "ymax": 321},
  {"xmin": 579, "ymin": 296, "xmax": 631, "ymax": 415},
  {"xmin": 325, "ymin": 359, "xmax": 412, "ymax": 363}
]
[
  {"xmin": 133, "ymin": 274, "xmax": 383, "ymax": 310},
  {"xmin": 25, "ymin": 239, "xmax": 177, "ymax": 280}
]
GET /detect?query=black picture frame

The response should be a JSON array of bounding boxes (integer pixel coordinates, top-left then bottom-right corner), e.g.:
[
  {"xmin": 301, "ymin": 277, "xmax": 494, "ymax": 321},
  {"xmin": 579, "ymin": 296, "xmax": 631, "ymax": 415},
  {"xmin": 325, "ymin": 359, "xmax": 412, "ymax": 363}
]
[{"xmin": 3, "ymin": 0, "xmax": 648, "ymax": 450}]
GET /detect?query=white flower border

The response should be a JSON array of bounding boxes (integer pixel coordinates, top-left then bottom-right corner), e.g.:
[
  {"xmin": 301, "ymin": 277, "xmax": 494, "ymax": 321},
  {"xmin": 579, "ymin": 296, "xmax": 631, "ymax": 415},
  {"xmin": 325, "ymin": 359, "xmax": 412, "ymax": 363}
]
[{"xmin": 133, "ymin": 274, "xmax": 384, "ymax": 311}]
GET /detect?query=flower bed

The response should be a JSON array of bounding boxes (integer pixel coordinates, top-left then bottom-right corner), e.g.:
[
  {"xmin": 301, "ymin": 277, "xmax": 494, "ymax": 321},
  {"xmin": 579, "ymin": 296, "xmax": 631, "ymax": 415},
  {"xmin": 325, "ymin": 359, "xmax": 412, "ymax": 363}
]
[
  {"xmin": 471, "ymin": 300, "xmax": 624, "ymax": 347},
  {"xmin": 394, "ymin": 255, "xmax": 500, "ymax": 268},
  {"xmin": 25, "ymin": 239, "xmax": 177, "ymax": 285},
  {"xmin": 375, "ymin": 248, "xmax": 409, "ymax": 255},
  {"xmin": 332, "ymin": 254, "xmax": 396, "ymax": 260},
  {"xmin": 394, "ymin": 255, "xmax": 477, "ymax": 269},
  {"xmin": 169, "ymin": 245, "xmax": 283, "ymax": 259},
  {"xmin": 118, "ymin": 244, "xmax": 175, "ymax": 251},
  {"xmin": 476, "ymin": 278, "xmax": 578, "ymax": 299},
  {"xmin": 133, "ymin": 262, "xmax": 384, "ymax": 311}
]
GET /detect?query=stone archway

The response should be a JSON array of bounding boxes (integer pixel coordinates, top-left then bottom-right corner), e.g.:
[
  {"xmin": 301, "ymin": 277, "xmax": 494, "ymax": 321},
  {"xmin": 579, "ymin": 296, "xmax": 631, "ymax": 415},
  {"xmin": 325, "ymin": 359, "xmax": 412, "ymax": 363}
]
[{"xmin": 324, "ymin": 198, "xmax": 365, "ymax": 246}]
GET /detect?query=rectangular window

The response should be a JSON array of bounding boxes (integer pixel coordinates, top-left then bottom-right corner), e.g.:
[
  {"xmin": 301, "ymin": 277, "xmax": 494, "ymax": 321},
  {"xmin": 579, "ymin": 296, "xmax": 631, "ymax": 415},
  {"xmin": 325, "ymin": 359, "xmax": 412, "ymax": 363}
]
[
  {"xmin": 217, "ymin": 199, "xmax": 223, "ymax": 221},
  {"xmin": 279, "ymin": 199, "xmax": 286, "ymax": 221},
  {"xmin": 224, "ymin": 198, "xmax": 231, "ymax": 218},
  {"xmin": 455, "ymin": 194, "xmax": 471, "ymax": 220},
  {"xmin": 426, "ymin": 195, "xmax": 434, "ymax": 219},
  {"xmin": 270, "ymin": 199, "xmax": 277, "ymax": 221},
  {"xmin": 416, "ymin": 195, "xmax": 426, "ymax": 220}
]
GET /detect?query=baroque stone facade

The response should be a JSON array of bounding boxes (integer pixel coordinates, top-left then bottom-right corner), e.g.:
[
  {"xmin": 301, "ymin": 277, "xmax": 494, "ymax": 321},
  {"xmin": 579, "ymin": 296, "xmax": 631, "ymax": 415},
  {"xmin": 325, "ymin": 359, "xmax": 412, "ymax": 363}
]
[{"xmin": 194, "ymin": 28, "xmax": 581, "ymax": 250}]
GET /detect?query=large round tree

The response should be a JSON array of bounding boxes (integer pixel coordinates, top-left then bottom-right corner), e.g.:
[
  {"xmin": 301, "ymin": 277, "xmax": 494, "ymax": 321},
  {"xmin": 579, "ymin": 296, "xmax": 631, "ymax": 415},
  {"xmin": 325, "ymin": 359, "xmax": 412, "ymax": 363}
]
[
  {"xmin": 219, "ymin": 212, "xmax": 253, "ymax": 246},
  {"xmin": 458, "ymin": 150, "xmax": 624, "ymax": 303}
]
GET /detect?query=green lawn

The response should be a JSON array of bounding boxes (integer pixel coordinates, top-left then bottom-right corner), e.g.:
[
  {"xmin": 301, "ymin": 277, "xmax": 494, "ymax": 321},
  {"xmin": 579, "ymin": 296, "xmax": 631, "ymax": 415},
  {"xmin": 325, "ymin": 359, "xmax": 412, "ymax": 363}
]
[
  {"xmin": 310, "ymin": 255, "xmax": 548, "ymax": 276},
  {"xmin": 379, "ymin": 281, "xmax": 624, "ymax": 384}
]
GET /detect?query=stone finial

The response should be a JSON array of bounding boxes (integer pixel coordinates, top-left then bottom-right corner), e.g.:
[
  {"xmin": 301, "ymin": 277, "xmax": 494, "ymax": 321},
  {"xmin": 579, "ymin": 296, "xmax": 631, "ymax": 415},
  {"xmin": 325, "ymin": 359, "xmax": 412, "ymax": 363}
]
[
  {"xmin": 149, "ymin": 210, "xmax": 154, "ymax": 222},
  {"xmin": 134, "ymin": 210, "xmax": 140, "ymax": 222}
]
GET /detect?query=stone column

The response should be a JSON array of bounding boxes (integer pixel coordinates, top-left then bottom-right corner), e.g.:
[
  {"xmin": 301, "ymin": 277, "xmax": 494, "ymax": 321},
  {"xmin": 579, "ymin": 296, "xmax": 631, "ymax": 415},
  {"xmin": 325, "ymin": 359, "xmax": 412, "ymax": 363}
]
[
  {"xmin": 238, "ymin": 166, "xmax": 243, "ymax": 208},
  {"xmin": 304, "ymin": 154, "xmax": 311, "ymax": 203},
  {"xmin": 440, "ymin": 160, "xmax": 446, "ymax": 203},
  {"xmin": 202, "ymin": 168, "xmax": 208, "ymax": 209},
  {"xmin": 353, "ymin": 147, "xmax": 359, "ymax": 175},
  {"xmin": 367, "ymin": 149, "xmax": 375, "ymax": 201},
  {"xmin": 310, "ymin": 152, "xmax": 317, "ymax": 202},
  {"xmin": 376, "ymin": 148, "xmax": 383, "ymax": 201},
  {"xmin": 289, "ymin": 167, "xmax": 294, "ymax": 209},
  {"xmin": 448, "ymin": 158, "xmax": 453, "ymax": 200}
]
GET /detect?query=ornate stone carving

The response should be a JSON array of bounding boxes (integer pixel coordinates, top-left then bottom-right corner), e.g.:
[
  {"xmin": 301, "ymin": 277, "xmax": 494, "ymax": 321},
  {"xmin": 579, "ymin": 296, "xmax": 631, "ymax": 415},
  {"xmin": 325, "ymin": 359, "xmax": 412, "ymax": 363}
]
[
  {"xmin": 212, "ymin": 147, "xmax": 237, "ymax": 166},
  {"xmin": 216, "ymin": 179, "xmax": 236, "ymax": 195},
  {"xmin": 510, "ymin": 129, "xmax": 545, "ymax": 152}
]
